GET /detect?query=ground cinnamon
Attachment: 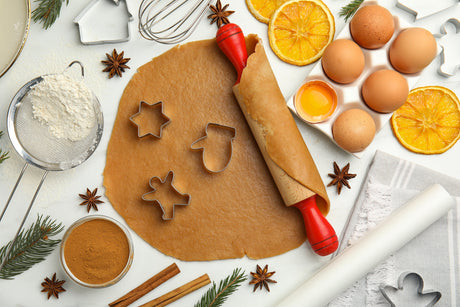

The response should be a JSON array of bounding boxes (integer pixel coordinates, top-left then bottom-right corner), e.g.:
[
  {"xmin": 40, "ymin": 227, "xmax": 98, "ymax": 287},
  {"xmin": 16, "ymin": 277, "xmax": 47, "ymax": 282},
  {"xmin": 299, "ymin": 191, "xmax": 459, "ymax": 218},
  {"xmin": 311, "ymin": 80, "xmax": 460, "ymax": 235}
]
[{"xmin": 63, "ymin": 218, "xmax": 130, "ymax": 285}]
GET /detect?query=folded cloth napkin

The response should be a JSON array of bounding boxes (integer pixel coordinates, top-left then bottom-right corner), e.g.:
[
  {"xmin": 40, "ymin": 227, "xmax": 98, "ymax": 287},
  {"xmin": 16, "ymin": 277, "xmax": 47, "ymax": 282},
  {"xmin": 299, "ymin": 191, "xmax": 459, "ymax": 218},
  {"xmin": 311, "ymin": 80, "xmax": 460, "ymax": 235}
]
[{"xmin": 329, "ymin": 150, "xmax": 460, "ymax": 307}]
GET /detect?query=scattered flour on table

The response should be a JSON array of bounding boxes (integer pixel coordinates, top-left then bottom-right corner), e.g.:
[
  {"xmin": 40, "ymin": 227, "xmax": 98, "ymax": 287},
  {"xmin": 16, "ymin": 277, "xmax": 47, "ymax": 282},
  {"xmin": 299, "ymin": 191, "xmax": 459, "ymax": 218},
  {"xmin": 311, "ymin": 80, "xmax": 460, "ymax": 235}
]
[{"xmin": 29, "ymin": 74, "xmax": 96, "ymax": 142}]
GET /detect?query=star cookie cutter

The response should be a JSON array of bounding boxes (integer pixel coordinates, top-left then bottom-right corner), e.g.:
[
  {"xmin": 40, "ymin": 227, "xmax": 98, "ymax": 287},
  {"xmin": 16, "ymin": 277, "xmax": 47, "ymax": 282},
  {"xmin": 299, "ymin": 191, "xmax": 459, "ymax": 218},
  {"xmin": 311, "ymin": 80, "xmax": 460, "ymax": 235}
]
[
  {"xmin": 191, "ymin": 123, "xmax": 236, "ymax": 173},
  {"xmin": 380, "ymin": 272, "xmax": 442, "ymax": 307},
  {"xmin": 436, "ymin": 18, "xmax": 460, "ymax": 77},
  {"xmin": 74, "ymin": 0, "xmax": 134, "ymax": 45},
  {"xmin": 130, "ymin": 101, "xmax": 171, "ymax": 138},
  {"xmin": 142, "ymin": 171, "xmax": 191, "ymax": 220}
]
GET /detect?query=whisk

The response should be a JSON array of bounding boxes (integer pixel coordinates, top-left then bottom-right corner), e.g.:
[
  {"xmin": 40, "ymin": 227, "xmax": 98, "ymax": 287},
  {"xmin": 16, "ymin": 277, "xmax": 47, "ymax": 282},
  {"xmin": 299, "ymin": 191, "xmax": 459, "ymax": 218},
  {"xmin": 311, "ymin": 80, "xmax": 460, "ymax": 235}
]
[{"xmin": 139, "ymin": 0, "xmax": 212, "ymax": 44}]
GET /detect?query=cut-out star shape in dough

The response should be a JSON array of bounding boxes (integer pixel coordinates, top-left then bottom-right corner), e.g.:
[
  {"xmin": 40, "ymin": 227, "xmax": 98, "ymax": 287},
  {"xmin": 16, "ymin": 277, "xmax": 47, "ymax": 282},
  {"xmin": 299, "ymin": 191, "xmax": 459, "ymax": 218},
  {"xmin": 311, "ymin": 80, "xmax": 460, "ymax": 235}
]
[
  {"xmin": 142, "ymin": 171, "xmax": 191, "ymax": 220},
  {"xmin": 130, "ymin": 101, "xmax": 170, "ymax": 138},
  {"xmin": 380, "ymin": 272, "xmax": 441, "ymax": 307},
  {"xmin": 396, "ymin": 0, "xmax": 459, "ymax": 19}
]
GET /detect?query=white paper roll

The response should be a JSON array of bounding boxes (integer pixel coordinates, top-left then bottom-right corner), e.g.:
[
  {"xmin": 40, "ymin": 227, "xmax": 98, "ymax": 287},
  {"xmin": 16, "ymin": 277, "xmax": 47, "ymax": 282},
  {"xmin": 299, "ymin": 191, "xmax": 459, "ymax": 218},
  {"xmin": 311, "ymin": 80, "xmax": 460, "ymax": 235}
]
[{"xmin": 277, "ymin": 184, "xmax": 454, "ymax": 307}]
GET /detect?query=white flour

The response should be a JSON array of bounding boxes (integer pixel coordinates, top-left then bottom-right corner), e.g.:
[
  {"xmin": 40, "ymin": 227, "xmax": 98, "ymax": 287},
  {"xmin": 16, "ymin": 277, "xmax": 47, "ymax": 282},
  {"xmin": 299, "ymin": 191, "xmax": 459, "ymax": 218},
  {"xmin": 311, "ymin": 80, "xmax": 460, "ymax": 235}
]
[{"xmin": 29, "ymin": 74, "xmax": 96, "ymax": 141}]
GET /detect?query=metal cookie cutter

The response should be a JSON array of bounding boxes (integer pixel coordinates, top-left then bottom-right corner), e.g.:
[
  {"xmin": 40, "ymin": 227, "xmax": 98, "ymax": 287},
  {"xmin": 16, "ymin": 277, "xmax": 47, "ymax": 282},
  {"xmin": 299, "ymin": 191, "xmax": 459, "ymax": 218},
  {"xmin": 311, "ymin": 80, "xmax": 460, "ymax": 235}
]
[
  {"xmin": 380, "ymin": 272, "xmax": 442, "ymax": 307},
  {"xmin": 191, "ymin": 123, "xmax": 236, "ymax": 173},
  {"xmin": 142, "ymin": 171, "xmax": 191, "ymax": 220},
  {"xmin": 130, "ymin": 101, "xmax": 171, "ymax": 138},
  {"xmin": 436, "ymin": 18, "xmax": 460, "ymax": 77},
  {"xmin": 74, "ymin": 0, "xmax": 133, "ymax": 45}
]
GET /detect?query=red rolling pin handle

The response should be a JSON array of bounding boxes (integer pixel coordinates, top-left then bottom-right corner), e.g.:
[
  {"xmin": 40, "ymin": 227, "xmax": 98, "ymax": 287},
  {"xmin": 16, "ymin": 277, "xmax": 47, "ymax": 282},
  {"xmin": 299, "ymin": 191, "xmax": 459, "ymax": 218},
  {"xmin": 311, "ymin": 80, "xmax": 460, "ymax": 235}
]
[
  {"xmin": 216, "ymin": 23, "xmax": 338, "ymax": 256},
  {"xmin": 216, "ymin": 23, "xmax": 247, "ymax": 84},
  {"xmin": 293, "ymin": 195, "xmax": 338, "ymax": 256}
]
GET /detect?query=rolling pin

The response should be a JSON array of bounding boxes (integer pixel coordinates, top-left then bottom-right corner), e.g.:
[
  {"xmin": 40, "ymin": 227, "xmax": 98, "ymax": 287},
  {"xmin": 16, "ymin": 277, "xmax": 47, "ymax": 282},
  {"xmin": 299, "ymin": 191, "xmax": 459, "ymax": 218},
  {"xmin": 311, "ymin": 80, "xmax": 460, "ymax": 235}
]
[{"xmin": 216, "ymin": 24, "xmax": 338, "ymax": 256}]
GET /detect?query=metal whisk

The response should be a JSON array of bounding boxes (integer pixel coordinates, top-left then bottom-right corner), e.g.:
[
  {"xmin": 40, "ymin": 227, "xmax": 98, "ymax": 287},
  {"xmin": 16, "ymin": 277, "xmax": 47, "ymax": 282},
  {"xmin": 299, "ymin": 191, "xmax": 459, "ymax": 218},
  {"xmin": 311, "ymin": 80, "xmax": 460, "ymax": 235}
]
[{"xmin": 139, "ymin": 0, "xmax": 212, "ymax": 44}]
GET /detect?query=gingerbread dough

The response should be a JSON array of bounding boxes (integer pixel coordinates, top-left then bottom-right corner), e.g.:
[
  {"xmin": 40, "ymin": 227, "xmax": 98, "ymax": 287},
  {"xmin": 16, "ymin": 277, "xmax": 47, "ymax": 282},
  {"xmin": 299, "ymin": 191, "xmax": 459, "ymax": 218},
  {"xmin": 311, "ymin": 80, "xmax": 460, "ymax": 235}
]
[{"xmin": 104, "ymin": 36, "xmax": 321, "ymax": 260}]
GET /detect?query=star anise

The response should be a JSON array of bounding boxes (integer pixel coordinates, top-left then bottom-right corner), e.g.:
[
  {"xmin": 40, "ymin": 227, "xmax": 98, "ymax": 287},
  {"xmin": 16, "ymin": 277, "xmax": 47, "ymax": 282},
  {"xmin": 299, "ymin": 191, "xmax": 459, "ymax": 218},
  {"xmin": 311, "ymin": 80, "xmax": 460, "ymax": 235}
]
[
  {"xmin": 327, "ymin": 162, "xmax": 357, "ymax": 194},
  {"xmin": 208, "ymin": 0, "xmax": 234, "ymax": 28},
  {"xmin": 102, "ymin": 49, "xmax": 130, "ymax": 78},
  {"xmin": 79, "ymin": 188, "xmax": 104, "ymax": 212},
  {"xmin": 249, "ymin": 265, "xmax": 277, "ymax": 292},
  {"xmin": 41, "ymin": 273, "xmax": 66, "ymax": 299}
]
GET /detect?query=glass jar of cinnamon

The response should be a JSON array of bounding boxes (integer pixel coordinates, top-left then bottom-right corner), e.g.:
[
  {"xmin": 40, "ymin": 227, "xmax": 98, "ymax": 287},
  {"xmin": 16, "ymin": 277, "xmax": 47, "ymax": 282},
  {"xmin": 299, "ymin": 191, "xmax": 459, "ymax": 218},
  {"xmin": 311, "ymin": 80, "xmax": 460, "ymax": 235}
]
[{"xmin": 60, "ymin": 215, "xmax": 133, "ymax": 288}]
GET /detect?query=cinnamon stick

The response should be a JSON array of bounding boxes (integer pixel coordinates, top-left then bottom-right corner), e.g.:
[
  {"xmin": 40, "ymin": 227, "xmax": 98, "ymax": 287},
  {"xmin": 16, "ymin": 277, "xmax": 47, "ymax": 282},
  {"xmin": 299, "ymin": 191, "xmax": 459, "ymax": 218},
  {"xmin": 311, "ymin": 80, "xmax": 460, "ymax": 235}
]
[
  {"xmin": 108, "ymin": 263, "xmax": 180, "ymax": 307},
  {"xmin": 139, "ymin": 274, "xmax": 211, "ymax": 307}
]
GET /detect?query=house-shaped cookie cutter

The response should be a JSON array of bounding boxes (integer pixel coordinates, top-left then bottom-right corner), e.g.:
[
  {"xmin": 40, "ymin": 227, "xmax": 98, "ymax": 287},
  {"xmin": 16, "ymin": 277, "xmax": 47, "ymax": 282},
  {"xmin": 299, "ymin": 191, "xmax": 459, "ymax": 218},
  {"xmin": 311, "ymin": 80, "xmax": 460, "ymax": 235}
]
[{"xmin": 74, "ymin": 0, "xmax": 133, "ymax": 45}]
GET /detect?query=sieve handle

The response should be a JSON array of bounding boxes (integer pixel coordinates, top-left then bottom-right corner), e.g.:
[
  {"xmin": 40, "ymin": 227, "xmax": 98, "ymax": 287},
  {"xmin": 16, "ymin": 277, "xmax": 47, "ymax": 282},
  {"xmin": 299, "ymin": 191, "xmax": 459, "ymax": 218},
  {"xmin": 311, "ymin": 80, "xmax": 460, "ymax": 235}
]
[
  {"xmin": 64, "ymin": 60, "xmax": 85, "ymax": 79},
  {"xmin": 0, "ymin": 166, "xmax": 48, "ymax": 272},
  {"xmin": 0, "ymin": 163, "xmax": 28, "ymax": 222}
]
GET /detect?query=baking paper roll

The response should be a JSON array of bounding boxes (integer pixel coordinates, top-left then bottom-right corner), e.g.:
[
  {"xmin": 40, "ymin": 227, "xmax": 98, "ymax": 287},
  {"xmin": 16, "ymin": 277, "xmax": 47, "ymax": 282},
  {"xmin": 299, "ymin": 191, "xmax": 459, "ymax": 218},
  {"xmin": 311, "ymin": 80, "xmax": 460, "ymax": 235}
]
[
  {"xmin": 277, "ymin": 184, "xmax": 455, "ymax": 307},
  {"xmin": 233, "ymin": 36, "xmax": 330, "ymax": 215}
]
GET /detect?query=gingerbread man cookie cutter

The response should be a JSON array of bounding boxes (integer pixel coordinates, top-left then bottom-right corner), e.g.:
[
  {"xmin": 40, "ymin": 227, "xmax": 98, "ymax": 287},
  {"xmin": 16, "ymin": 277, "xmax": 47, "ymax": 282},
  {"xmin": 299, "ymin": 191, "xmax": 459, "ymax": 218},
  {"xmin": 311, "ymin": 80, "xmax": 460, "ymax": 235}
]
[
  {"xmin": 380, "ymin": 272, "xmax": 442, "ymax": 307},
  {"xmin": 436, "ymin": 18, "xmax": 460, "ymax": 77},
  {"xmin": 142, "ymin": 171, "xmax": 191, "ymax": 220},
  {"xmin": 130, "ymin": 101, "xmax": 171, "ymax": 138}
]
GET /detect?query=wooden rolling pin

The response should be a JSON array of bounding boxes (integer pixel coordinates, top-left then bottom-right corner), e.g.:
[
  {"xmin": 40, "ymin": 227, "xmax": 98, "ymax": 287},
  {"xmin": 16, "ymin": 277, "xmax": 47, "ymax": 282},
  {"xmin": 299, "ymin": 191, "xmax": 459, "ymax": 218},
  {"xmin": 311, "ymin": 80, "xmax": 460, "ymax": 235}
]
[{"xmin": 216, "ymin": 24, "xmax": 338, "ymax": 256}]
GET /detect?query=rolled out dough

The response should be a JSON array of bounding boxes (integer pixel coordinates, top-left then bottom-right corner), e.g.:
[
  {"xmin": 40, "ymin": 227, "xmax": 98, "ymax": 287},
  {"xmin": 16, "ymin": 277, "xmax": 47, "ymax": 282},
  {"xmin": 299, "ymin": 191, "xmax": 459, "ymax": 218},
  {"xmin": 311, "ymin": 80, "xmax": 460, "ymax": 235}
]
[{"xmin": 104, "ymin": 36, "xmax": 307, "ymax": 260}]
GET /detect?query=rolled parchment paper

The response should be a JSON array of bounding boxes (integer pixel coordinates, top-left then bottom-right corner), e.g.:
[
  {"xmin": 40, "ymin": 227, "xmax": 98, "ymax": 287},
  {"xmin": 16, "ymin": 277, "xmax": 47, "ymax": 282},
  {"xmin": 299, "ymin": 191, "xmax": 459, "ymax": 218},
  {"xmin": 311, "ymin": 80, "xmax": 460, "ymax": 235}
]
[
  {"xmin": 233, "ymin": 36, "xmax": 330, "ymax": 215},
  {"xmin": 277, "ymin": 184, "xmax": 454, "ymax": 307}
]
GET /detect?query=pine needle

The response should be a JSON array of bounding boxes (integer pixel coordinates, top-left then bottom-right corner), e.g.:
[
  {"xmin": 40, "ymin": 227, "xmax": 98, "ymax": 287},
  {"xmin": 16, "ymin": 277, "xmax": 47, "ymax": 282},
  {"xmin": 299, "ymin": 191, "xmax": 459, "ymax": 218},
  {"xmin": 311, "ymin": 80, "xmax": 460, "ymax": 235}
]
[
  {"xmin": 194, "ymin": 268, "xmax": 247, "ymax": 307},
  {"xmin": 32, "ymin": 0, "xmax": 70, "ymax": 29},
  {"xmin": 0, "ymin": 131, "xmax": 9, "ymax": 164},
  {"xmin": 0, "ymin": 215, "xmax": 64, "ymax": 280},
  {"xmin": 339, "ymin": 0, "xmax": 364, "ymax": 22}
]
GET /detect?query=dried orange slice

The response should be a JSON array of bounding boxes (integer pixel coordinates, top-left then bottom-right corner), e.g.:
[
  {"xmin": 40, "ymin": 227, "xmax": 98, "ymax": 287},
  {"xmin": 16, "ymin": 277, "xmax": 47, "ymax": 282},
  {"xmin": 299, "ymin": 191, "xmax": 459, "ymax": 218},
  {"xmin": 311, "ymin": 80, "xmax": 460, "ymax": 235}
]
[
  {"xmin": 391, "ymin": 86, "xmax": 460, "ymax": 154},
  {"xmin": 268, "ymin": 0, "xmax": 335, "ymax": 66},
  {"xmin": 246, "ymin": 0, "xmax": 290, "ymax": 24}
]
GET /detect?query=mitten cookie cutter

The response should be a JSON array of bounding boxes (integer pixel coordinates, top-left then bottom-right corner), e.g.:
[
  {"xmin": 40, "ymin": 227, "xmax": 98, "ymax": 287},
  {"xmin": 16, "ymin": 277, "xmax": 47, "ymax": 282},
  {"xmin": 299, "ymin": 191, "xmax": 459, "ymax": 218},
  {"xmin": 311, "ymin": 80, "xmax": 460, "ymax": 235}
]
[
  {"xmin": 142, "ymin": 171, "xmax": 191, "ymax": 220},
  {"xmin": 130, "ymin": 101, "xmax": 171, "ymax": 138},
  {"xmin": 74, "ymin": 0, "xmax": 133, "ymax": 45},
  {"xmin": 379, "ymin": 272, "xmax": 442, "ymax": 307},
  {"xmin": 191, "ymin": 123, "xmax": 236, "ymax": 173}
]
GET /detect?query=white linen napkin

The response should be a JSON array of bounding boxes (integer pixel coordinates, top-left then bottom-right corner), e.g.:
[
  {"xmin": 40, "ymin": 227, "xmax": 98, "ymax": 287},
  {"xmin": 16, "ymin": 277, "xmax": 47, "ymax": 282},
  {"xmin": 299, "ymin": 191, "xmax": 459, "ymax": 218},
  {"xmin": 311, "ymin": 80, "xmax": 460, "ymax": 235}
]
[{"xmin": 330, "ymin": 150, "xmax": 460, "ymax": 307}]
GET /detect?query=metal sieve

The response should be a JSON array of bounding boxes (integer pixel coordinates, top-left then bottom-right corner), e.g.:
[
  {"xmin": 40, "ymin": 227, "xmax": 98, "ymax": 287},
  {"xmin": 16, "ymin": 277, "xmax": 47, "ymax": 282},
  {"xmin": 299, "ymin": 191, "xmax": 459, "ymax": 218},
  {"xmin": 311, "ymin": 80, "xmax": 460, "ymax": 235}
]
[{"xmin": 0, "ymin": 61, "xmax": 103, "ymax": 271}]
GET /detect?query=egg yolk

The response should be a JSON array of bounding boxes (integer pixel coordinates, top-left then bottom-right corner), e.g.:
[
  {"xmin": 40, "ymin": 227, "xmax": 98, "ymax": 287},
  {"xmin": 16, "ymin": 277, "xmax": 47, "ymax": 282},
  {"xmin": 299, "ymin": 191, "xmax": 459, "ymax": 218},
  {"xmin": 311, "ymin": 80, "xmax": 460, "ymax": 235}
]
[{"xmin": 295, "ymin": 81, "xmax": 337, "ymax": 123}]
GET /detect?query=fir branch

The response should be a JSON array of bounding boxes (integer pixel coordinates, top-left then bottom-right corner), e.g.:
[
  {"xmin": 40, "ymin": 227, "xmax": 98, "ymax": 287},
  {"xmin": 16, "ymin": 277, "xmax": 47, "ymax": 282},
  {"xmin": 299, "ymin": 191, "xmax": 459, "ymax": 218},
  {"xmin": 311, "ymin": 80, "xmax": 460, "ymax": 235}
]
[
  {"xmin": 32, "ymin": 0, "xmax": 69, "ymax": 29},
  {"xmin": 0, "ymin": 131, "xmax": 9, "ymax": 164},
  {"xmin": 194, "ymin": 268, "xmax": 247, "ymax": 307},
  {"xmin": 339, "ymin": 0, "xmax": 364, "ymax": 22},
  {"xmin": 0, "ymin": 215, "xmax": 64, "ymax": 280}
]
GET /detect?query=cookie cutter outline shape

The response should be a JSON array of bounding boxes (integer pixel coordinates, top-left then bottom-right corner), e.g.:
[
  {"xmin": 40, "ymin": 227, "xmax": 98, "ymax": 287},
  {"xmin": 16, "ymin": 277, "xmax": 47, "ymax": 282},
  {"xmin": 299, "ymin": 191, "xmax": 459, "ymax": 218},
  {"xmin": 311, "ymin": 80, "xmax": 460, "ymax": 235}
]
[
  {"xmin": 142, "ymin": 171, "xmax": 191, "ymax": 221},
  {"xmin": 379, "ymin": 272, "xmax": 442, "ymax": 307},
  {"xmin": 74, "ymin": 0, "xmax": 133, "ymax": 45},
  {"xmin": 129, "ymin": 101, "xmax": 171, "ymax": 138},
  {"xmin": 436, "ymin": 18, "xmax": 460, "ymax": 77},
  {"xmin": 396, "ymin": 0, "xmax": 459, "ymax": 20},
  {"xmin": 190, "ymin": 123, "xmax": 237, "ymax": 173}
]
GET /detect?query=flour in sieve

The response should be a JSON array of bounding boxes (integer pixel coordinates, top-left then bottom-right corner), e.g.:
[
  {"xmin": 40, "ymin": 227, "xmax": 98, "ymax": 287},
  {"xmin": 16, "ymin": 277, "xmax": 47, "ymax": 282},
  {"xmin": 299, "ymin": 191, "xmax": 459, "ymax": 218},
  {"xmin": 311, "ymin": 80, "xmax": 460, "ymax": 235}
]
[{"xmin": 29, "ymin": 74, "xmax": 96, "ymax": 141}]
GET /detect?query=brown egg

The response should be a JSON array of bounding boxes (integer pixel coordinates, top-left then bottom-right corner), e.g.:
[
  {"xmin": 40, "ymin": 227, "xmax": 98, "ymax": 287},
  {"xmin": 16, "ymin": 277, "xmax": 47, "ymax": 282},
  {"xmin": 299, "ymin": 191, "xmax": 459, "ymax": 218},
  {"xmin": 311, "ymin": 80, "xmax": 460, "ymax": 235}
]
[
  {"xmin": 322, "ymin": 39, "xmax": 365, "ymax": 84},
  {"xmin": 332, "ymin": 109, "xmax": 376, "ymax": 153},
  {"xmin": 350, "ymin": 5, "xmax": 394, "ymax": 49},
  {"xmin": 389, "ymin": 27, "xmax": 437, "ymax": 74},
  {"xmin": 362, "ymin": 69, "xmax": 408, "ymax": 113}
]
